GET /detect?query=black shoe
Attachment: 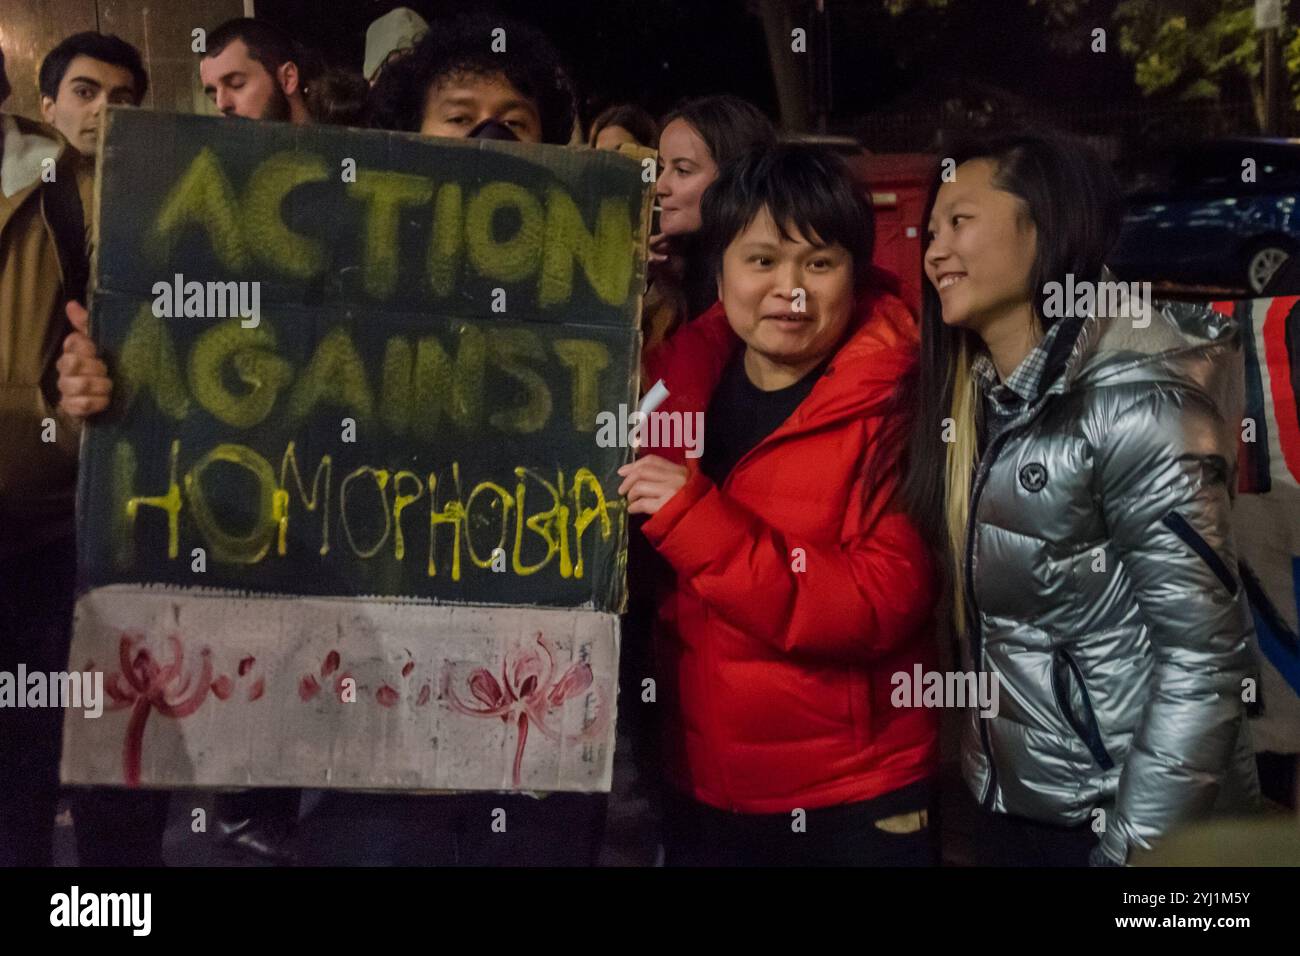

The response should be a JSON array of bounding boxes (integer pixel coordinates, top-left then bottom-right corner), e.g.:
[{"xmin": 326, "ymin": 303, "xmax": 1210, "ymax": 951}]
[{"xmin": 216, "ymin": 817, "xmax": 296, "ymax": 865}]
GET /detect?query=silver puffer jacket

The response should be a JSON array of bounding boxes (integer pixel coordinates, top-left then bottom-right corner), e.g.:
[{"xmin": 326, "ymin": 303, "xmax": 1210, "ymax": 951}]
[{"xmin": 960, "ymin": 297, "xmax": 1261, "ymax": 864}]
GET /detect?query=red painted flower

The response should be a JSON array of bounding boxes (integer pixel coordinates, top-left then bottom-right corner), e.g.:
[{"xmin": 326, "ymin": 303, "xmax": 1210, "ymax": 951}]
[
  {"xmin": 442, "ymin": 633, "xmax": 606, "ymax": 787},
  {"xmin": 104, "ymin": 632, "xmax": 213, "ymax": 787}
]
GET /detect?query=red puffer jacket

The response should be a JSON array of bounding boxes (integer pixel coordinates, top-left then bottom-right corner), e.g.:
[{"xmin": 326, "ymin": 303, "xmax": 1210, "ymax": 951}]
[{"xmin": 639, "ymin": 287, "xmax": 939, "ymax": 813}]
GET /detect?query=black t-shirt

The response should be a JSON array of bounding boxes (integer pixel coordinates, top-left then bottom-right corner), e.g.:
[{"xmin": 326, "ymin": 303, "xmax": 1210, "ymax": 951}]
[{"xmin": 700, "ymin": 350, "xmax": 830, "ymax": 486}]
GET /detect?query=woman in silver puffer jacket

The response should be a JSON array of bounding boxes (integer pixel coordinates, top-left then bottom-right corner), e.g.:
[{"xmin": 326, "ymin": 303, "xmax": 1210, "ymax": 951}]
[{"xmin": 902, "ymin": 132, "xmax": 1261, "ymax": 866}]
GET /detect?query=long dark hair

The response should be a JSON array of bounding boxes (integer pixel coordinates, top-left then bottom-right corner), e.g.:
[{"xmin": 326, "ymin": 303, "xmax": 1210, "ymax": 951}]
[
  {"xmin": 647, "ymin": 95, "xmax": 776, "ymax": 333},
  {"xmin": 898, "ymin": 131, "xmax": 1123, "ymax": 620},
  {"xmin": 589, "ymin": 103, "xmax": 659, "ymax": 148},
  {"xmin": 661, "ymin": 94, "xmax": 776, "ymax": 168}
]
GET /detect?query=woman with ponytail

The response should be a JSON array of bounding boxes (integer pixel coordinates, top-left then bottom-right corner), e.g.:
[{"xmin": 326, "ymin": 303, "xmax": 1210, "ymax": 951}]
[{"xmin": 902, "ymin": 132, "xmax": 1260, "ymax": 866}]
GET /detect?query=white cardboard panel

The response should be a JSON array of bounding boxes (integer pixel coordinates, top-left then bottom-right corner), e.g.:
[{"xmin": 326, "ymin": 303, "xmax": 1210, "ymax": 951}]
[{"xmin": 61, "ymin": 586, "xmax": 617, "ymax": 792}]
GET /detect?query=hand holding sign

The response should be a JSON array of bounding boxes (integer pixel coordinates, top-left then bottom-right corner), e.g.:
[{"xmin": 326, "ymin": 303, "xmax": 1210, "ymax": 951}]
[
  {"xmin": 618, "ymin": 455, "xmax": 690, "ymax": 515},
  {"xmin": 61, "ymin": 108, "xmax": 652, "ymax": 794},
  {"xmin": 57, "ymin": 300, "xmax": 112, "ymax": 420}
]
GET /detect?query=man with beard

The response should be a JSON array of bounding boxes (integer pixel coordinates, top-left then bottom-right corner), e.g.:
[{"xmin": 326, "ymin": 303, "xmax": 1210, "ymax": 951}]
[
  {"xmin": 199, "ymin": 18, "xmax": 312, "ymax": 125},
  {"xmin": 196, "ymin": 18, "xmax": 314, "ymax": 862}
]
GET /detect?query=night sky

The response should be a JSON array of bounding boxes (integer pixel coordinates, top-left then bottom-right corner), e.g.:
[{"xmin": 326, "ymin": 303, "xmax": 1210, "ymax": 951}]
[{"xmin": 256, "ymin": 0, "xmax": 1142, "ymax": 129}]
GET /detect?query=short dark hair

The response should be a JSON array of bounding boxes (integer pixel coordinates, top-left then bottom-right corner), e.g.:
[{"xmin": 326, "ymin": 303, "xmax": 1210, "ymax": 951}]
[
  {"xmin": 661, "ymin": 94, "xmax": 775, "ymax": 168},
  {"xmin": 38, "ymin": 32, "xmax": 147, "ymax": 105},
  {"xmin": 369, "ymin": 13, "xmax": 576, "ymax": 145},
  {"xmin": 589, "ymin": 104, "xmax": 658, "ymax": 148},
  {"xmin": 205, "ymin": 18, "xmax": 303, "ymax": 81},
  {"xmin": 700, "ymin": 143, "xmax": 876, "ymax": 290},
  {"xmin": 307, "ymin": 68, "xmax": 371, "ymax": 127}
]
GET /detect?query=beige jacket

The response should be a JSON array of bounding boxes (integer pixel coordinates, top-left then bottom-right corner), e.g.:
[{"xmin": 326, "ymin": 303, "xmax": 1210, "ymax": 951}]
[{"xmin": 0, "ymin": 113, "xmax": 91, "ymax": 560}]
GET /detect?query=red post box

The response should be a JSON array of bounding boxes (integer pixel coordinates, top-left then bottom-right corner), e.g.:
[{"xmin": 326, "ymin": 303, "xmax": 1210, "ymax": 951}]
[{"xmin": 847, "ymin": 152, "xmax": 937, "ymax": 320}]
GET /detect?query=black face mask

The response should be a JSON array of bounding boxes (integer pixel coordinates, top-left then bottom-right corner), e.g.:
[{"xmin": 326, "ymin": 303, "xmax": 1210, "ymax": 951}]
[{"xmin": 467, "ymin": 118, "xmax": 520, "ymax": 141}]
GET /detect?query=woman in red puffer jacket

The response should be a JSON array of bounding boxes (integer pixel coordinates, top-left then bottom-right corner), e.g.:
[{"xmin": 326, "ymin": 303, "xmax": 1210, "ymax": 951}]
[{"xmin": 619, "ymin": 144, "xmax": 940, "ymax": 866}]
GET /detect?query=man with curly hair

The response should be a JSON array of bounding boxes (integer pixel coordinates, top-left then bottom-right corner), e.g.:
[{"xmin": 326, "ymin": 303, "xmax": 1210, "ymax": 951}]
[
  {"xmin": 294, "ymin": 15, "xmax": 601, "ymax": 864},
  {"xmin": 369, "ymin": 13, "xmax": 576, "ymax": 145}
]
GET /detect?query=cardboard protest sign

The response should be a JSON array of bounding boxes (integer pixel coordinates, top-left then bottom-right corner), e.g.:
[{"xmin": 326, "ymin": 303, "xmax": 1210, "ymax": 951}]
[
  {"xmin": 62, "ymin": 589, "xmax": 618, "ymax": 792},
  {"xmin": 1230, "ymin": 297, "xmax": 1300, "ymax": 754},
  {"xmin": 62, "ymin": 109, "xmax": 651, "ymax": 792}
]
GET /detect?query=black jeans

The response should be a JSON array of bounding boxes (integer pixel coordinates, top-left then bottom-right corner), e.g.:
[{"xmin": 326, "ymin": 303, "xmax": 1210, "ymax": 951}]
[
  {"xmin": 295, "ymin": 791, "xmax": 608, "ymax": 866},
  {"xmin": 0, "ymin": 536, "xmax": 76, "ymax": 866},
  {"xmin": 1257, "ymin": 751, "xmax": 1297, "ymax": 809},
  {"xmin": 70, "ymin": 787, "xmax": 170, "ymax": 867},
  {"xmin": 663, "ymin": 777, "xmax": 938, "ymax": 867},
  {"xmin": 971, "ymin": 808, "xmax": 1099, "ymax": 867}
]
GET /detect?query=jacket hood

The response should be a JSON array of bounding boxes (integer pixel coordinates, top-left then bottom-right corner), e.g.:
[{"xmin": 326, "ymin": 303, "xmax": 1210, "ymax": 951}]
[
  {"xmin": 803, "ymin": 286, "xmax": 920, "ymax": 428},
  {"xmin": 1, "ymin": 114, "xmax": 69, "ymax": 199},
  {"xmin": 1050, "ymin": 283, "xmax": 1243, "ymax": 424}
]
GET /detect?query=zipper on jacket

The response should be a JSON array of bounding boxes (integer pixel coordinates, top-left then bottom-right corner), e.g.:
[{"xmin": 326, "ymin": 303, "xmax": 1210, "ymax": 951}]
[
  {"xmin": 1050, "ymin": 648, "xmax": 1115, "ymax": 770},
  {"xmin": 1160, "ymin": 511, "xmax": 1239, "ymax": 596},
  {"xmin": 964, "ymin": 317, "xmax": 1085, "ymax": 810},
  {"xmin": 962, "ymin": 391, "xmax": 1066, "ymax": 809}
]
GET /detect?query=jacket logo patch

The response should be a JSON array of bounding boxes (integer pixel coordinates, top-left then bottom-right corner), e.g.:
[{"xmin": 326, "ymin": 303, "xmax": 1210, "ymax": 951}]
[{"xmin": 1019, "ymin": 462, "xmax": 1048, "ymax": 492}]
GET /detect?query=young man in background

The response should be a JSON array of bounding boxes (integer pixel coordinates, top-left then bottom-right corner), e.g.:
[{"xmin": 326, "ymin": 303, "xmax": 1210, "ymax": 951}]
[
  {"xmin": 0, "ymin": 42, "xmax": 91, "ymax": 866},
  {"xmin": 200, "ymin": 17, "xmax": 313, "ymax": 125},
  {"xmin": 39, "ymin": 32, "xmax": 147, "ymax": 160}
]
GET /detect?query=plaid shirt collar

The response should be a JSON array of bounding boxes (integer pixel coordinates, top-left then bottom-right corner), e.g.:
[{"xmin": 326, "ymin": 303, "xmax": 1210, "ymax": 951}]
[{"xmin": 970, "ymin": 320, "xmax": 1069, "ymax": 411}]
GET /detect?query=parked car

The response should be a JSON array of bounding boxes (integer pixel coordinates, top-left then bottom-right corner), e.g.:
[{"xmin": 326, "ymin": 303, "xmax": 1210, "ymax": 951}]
[{"xmin": 1109, "ymin": 138, "xmax": 1300, "ymax": 294}]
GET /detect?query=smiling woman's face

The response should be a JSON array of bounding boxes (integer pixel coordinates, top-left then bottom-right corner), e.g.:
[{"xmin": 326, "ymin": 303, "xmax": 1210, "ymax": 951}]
[
  {"xmin": 924, "ymin": 158, "xmax": 1037, "ymax": 333},
  {"xmin": 720, "ymin": 206, "xmax": 855, "ymax": 382},
  {"xmin": 655, "ymin": 118, "xmax": 718, "ymax": 236}
]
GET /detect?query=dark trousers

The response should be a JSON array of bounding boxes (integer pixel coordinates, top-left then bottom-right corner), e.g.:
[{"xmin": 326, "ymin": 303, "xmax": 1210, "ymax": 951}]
[
  {"xmin": 0, "ymin": 536, "xmax": 76, "ymax": 866},
  {"xmin": 214, "ymin": 788, "xmax": 301, "ymax": 836},
  {"xmin": 969, "ymin": 807, "xmax": 1099, "ymax": 867},
  {"xmin": 69, "ymin": 787, "xmax": 170, "ymax": 867},
  {"xmin": 1257, "ymin": 751, "xmax": 1297, "ymax": 809},
  {"xmin": 0, "ymin": 535, "xmax": 172, "ymax": 867},
  {"xmin": 663, "ymin": 777, "xmax": 938, "ymax": 867},
  {"xmin": 216, "ymin": 788, "xmax": 301, "ymax": 821},
  {"xmin": 295, "ymin": 791, "xmax": 608, "ymax": 866}
]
